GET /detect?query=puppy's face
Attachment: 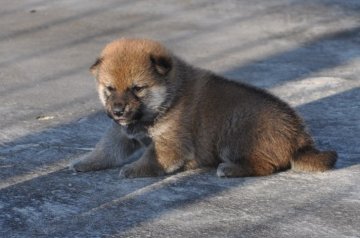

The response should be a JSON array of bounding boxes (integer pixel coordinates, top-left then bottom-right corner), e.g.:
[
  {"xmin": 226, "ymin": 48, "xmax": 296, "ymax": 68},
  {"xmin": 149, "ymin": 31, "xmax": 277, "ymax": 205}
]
[{"xmin": 90, "ymin": 39, "xmax": 172, "ymax": 127}]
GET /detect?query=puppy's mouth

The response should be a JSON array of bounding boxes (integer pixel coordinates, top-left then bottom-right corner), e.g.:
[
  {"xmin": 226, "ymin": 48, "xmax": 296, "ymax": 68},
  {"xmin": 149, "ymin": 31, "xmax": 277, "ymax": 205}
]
[
  {"xmin": 110, "ymin": 111, "xmax": 144, "ymax": 127},
  {"xmin": 115, "ymin": 117, "xmax": 133, "ymax": 126}
]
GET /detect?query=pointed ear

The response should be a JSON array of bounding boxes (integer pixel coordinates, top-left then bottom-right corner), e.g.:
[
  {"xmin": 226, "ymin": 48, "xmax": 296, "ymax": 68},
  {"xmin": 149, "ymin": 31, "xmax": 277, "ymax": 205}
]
[
  {"xmin": 150, "ymin": 54, "xmax": 172, "ymax": 76},
  {"xmin": 89, "ymin": 57, "xmax": 103, "ymax": 76}
]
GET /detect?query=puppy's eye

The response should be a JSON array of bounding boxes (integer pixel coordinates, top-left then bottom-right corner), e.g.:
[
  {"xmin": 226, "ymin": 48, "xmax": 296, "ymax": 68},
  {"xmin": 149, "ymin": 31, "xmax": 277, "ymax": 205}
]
[
  {"xmin": 131, "ymin": 85, "xmax": 146, "ymax": 93},
  {"xmin": 106, "ymin": 86, "xmax": 115, "ymax": 92}
]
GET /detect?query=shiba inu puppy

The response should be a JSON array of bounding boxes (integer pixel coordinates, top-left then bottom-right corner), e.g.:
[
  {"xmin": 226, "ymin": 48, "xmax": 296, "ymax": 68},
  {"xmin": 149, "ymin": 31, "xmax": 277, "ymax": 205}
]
[{"xmin": 70, "ymin": 38, "xmax": 337, "ymax": 178}]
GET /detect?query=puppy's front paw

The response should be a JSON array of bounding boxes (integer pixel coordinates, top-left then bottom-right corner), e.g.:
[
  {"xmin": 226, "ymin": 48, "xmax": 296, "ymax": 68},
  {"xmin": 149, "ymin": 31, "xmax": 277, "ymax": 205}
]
[
  {"xmin": 119, "ymin": 162, "xmax": 162, "ymax": 178},
  {"xmin": 69, "ymin": 153, "xmax": 102, "ymax": 172},
  {"xmin": 69, "ymin": 159, "xmax": 90, "ymax": 172},
  {"xmin": 119, "ymin": 163, "xmax": 138, "ymax": 178}
]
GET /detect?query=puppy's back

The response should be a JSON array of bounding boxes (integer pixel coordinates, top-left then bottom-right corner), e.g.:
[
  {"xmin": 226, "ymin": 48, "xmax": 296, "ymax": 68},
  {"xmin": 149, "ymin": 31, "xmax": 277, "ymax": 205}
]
[{"xmin": 191, "ymin": 74, "xmax": 336, "ymax": 174}]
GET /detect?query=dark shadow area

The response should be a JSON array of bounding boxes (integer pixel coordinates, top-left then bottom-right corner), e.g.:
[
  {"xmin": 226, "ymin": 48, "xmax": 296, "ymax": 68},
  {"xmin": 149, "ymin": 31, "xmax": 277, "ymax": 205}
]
[{"xmin": 0, "ymin": 111, "xmax": 106, "ymax": 182}]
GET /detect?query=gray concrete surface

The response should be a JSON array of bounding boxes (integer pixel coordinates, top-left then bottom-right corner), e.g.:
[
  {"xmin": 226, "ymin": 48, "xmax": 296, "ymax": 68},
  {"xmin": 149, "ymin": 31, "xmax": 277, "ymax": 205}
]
[{"xmin": 0, "ymin": 0, "xmax": 359, "ymax": 237}]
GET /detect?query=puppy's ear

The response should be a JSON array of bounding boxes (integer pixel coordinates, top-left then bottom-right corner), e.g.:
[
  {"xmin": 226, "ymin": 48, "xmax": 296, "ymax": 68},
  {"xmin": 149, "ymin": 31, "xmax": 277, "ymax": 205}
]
[
  {"xmin": 89, "ymin": 57, "xmax": 103, "ymax": 76},
  {"xmin": 150, "ymin": 54, "xmax": 172, "ymax": 76}
]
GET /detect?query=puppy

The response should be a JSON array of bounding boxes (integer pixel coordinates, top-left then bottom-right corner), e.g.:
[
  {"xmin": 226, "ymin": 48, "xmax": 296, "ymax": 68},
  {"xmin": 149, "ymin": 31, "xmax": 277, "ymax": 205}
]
[{"xmin": 70, "ymin": 38, "xmax": 337, "ymax": 178}]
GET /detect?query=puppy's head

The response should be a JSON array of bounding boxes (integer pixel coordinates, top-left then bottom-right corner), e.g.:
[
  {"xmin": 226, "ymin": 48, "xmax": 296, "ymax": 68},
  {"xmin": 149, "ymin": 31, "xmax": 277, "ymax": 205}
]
[{"xmin": 90, "ymin": 38, "xmax": 173, "ymax": 126}]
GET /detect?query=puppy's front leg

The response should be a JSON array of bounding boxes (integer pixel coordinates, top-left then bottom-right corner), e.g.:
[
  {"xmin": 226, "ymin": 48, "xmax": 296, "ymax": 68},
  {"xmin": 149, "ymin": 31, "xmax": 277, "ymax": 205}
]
[
  {"xmin": 70, "ymin": 122, "xmax": 143, "ymax": 172},
  {"xmin": 119, "ymin": 143, "xmax": 166, "ymax": 178}
]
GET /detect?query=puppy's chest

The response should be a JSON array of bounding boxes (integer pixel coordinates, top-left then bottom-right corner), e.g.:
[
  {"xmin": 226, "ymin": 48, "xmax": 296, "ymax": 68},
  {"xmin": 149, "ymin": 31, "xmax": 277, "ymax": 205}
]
[
  {"xmin": 149, "ymin": 109, "xmax": 190, "ymax": 140},
  {"xmin": 150, "ymin": 113, "xmax": 197, "ymax": 163},
  {"xmin": 149, "ymin": 117, "xmax": 180, "ymax": 138}
]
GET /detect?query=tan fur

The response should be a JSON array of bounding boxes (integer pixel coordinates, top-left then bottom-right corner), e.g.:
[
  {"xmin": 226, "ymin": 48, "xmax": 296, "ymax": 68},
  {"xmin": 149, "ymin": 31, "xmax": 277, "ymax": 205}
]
[{"xmin": 70, "ymin": 38, "xmax": 337, "ymax": 178}]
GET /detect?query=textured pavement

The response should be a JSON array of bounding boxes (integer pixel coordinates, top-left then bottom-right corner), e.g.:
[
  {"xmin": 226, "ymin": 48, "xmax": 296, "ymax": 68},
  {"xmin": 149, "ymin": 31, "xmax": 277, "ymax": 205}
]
[{"xmin": 0, "ymin": 0, "xmax": 359, "ymax": 237}]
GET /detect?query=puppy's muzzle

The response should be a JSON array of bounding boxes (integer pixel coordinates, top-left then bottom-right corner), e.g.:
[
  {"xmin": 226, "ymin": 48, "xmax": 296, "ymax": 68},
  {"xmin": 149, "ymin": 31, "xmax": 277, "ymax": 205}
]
[{"xmin": 113, "ymin": 105, "xmax": 125, "ymax": 117}]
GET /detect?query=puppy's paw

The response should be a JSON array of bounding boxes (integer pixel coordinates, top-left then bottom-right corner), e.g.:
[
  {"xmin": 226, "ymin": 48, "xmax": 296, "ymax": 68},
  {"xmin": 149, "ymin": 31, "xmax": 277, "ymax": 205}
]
[
  {"xmin": 119, "ymin": 163, "xmax": 139, "ymax": 178},
  {"xmin": 69, "ymin": 159, "xmax": 90, "ymax": 172},
  {"xmin": 216, "ymin": 163, "xmax": 233, "ymax": 177},
  {"xmin": 119, "ymin": 162, "xmax": 162, "ymax": 178},
  {"xmin": 217, "ymin": 162, "xmax": 251, "ymax": 177},
  {"xmin": 69, "ymin": 153, "xmax": 100, "ymax": 172},
  {"xmin": 217, "ymin": 162, "xmax": 246, "ymax": 177}
]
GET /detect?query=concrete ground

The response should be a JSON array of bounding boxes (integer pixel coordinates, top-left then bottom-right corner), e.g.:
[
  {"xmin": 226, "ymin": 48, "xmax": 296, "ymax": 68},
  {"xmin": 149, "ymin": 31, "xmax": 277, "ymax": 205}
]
[{"xmin": 0, "ymin": 0, "xmax": 359, "ymax": 237}]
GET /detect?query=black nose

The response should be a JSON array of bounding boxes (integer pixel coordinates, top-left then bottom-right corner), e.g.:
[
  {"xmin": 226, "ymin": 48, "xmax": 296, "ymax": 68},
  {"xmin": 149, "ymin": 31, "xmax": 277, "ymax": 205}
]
[{"xmin": 113, "ymin": 105, "xmax": 125, "ymax": 117}]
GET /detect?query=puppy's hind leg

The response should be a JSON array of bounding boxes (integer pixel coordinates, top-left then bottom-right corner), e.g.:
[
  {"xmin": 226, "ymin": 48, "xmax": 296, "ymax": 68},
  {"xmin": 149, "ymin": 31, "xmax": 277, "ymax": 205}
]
[
  {"xmin": 215, "ymin": 147, "xmax": 252, "ymax": 177},
  {"xmin": 216, "ymin": 162, "xmax": 246, "ymax": 177},
  {"xmin": 216, "ymin": 146, "xmax": 274, "ymax": 177},
  {"xmin": 217, "ymin": 155, "xmax": 276, "ymax": 178},
  {"xmin": 70, "ymin": 122, "xmax": 143, "ymax": 172}
]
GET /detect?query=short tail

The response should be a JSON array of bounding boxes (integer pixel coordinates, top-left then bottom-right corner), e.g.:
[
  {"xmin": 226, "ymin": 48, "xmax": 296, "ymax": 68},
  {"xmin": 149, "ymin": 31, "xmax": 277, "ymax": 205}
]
[{"xmin": 291, "ymin": 146, "xmax": 337, "ymax": 172}]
